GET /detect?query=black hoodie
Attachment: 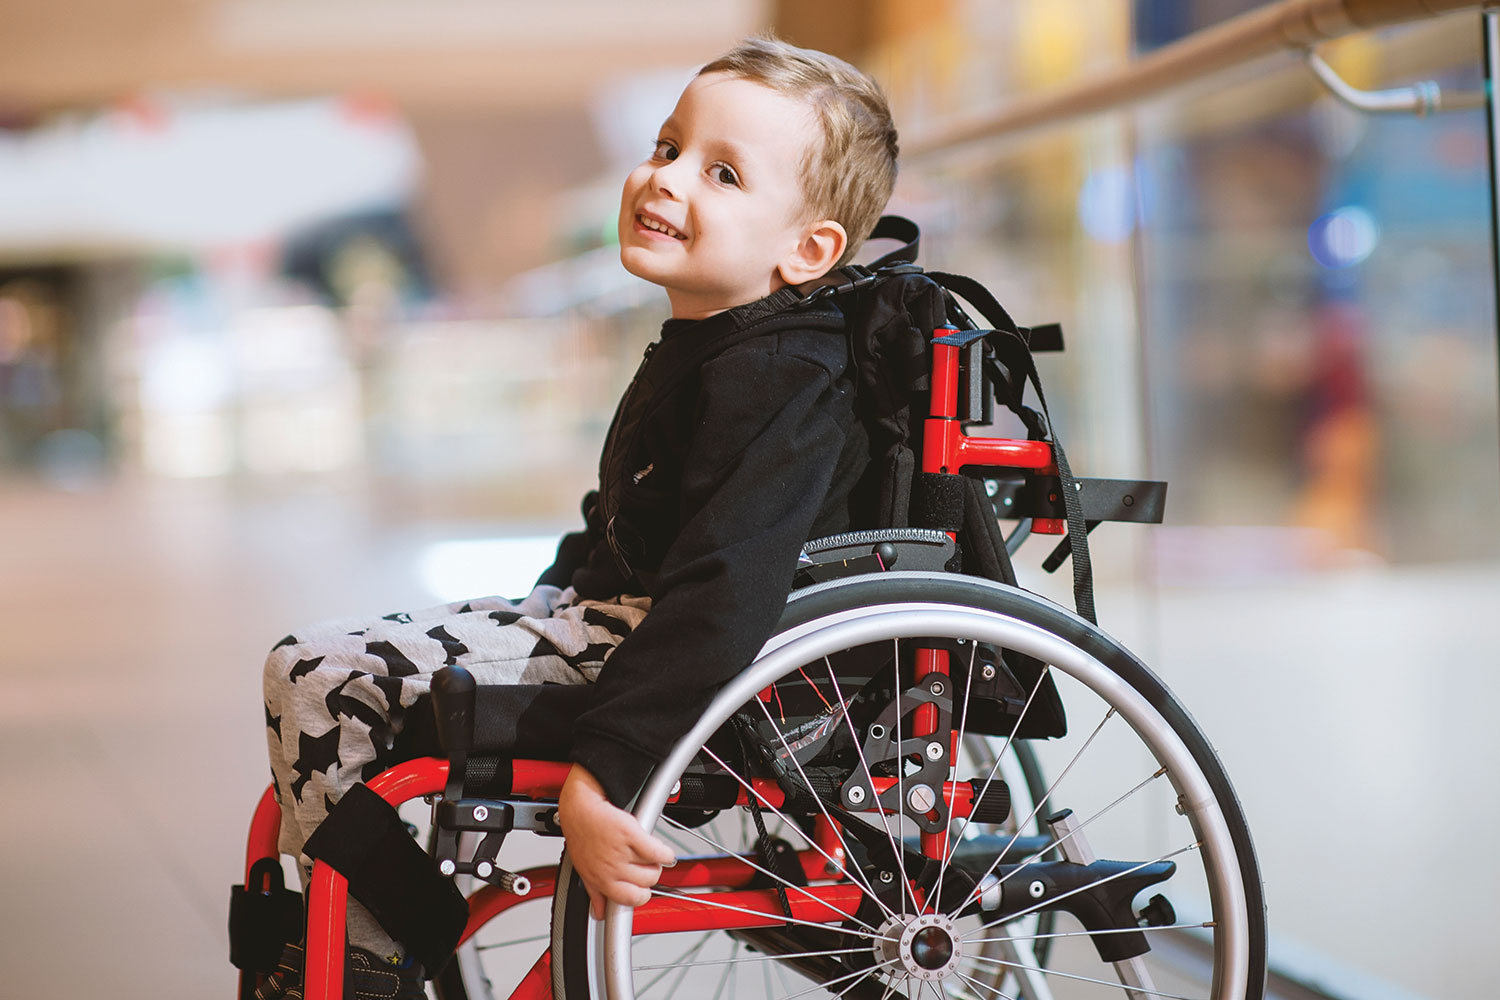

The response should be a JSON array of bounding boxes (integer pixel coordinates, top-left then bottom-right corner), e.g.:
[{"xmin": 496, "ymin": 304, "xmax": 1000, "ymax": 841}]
[{"xmin": 537, "ymin": 287, "xmax": 872, "ymax": 804}]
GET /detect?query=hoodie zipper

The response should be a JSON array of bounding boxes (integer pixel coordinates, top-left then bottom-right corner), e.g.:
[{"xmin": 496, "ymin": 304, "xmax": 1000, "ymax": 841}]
[{"xmin": 602, "ymin": 340, "xmax": 657, "ymax": 579}]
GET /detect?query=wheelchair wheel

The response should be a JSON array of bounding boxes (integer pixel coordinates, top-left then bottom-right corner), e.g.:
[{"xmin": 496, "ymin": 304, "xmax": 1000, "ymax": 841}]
[{"xmin": 551, "ymin": 573, "xmax": 1266, "ymax": 1000}]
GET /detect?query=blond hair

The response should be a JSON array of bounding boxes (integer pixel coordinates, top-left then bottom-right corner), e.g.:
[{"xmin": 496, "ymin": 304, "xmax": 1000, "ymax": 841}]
[{"xmin": 699, "ymin": 36, "xmax": 898, "ymax": 266}]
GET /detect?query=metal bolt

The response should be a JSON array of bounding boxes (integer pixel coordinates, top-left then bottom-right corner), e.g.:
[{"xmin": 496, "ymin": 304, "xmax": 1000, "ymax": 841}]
[
  {"xmin": 869, "ymin": 724, "xmax": 886, "ymax": 741},
  {"xmin": 930, "ymin": 680, "xmax": 945, "ymax": 696},
  {"xmin": 907, "ymin": 784, "xmax": 937, "ymax": 813},
  {"xmin": 847, "ymin": 785, "xmax": 867, "ymax": 805},
  {"xmin": 472, "ymin": 805, "xmax": 489, "ymax": 823},
  {"xmin": 980, "ymin": 664, "xmax": 996, "ymax": 681},
  {"xmin": 439, "ymin": 859, "xmax": 457, "ymax": 877},
  {"xmin": 1028, "ymin": 880, "xmax": 1045, "ymax": 899},
  {"xmin": 475, "ymin": 860, "xmax": 493, "ymax": 879},
  {"xmin": 879, "ymin": 870, "xmax": 895, "ymax": 884},
  {"xmin": 925, "ymin": 741, "xmax": 944, "ymax": 761},
  {"xmin": 985, "ymin": 480, "xmax": 999, "ymax": 497},
  {"xmin": 1175, "ymin": 797, "xmax": 1187, "ymax": 816}
]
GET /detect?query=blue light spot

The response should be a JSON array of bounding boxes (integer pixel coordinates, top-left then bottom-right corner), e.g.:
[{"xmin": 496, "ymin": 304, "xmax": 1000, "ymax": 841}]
[
  {"xmin": 1308, "ymin": 206, "xmax": 1379, "ymax": 268},
  {"xmin": 1077, "ymin": 166, "xmax": 1137, "ymax": 244}
]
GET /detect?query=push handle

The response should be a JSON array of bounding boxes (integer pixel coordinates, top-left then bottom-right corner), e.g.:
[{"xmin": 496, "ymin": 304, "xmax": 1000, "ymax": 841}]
[{"xmin": 431, "ymin": 665, "xmax": 477, "ymax": 755}]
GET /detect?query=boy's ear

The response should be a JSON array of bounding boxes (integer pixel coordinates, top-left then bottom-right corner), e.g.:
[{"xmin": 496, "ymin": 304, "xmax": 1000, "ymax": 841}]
[{"xmin": 777, "ymin": 219, "xmax": 848, "ymax": 286}]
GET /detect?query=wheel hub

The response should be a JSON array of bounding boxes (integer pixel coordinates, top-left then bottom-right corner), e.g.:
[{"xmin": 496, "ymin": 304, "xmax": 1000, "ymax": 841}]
[{"xmin": 873, "ymin": 912, "xmax": 963, "ymax": 981}]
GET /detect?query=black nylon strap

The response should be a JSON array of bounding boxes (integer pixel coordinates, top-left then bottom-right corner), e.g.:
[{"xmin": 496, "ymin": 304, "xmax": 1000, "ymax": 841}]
[
  {"xmin": 929, "ymin": 270, "xmax": 1098, "ymax": 623},
  {"xmin": 1004, "ymin": 341, "xmax": 1096, "ymax": 624},
  {"xmin": 927, "ymin": 271, "xmax": 1021, "ymax": 338},
  {"xmin": 303, "ymin": 783, "xmax": 468, "ymax": 974},
  {"xmin": 865, "ymin": 215, "xmax": 921, "ymax": 268}
]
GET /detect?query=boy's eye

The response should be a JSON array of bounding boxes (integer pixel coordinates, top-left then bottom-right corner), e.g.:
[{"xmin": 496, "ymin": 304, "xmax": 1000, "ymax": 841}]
[
  {"xmin": 712, "ymin": 164, "xmax": 739, "ymax": 186},
  {"xmin": 653, "ymin": 140, "xmax": 678, "ymax": 161}
]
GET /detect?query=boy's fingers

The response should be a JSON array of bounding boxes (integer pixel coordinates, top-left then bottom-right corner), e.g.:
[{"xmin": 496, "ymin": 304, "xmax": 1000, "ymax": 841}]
[
  {"xmin": 621, "ymin": 861, "xmax": 665, "ymax": 888},
  {"xmin": 588, "ymin": 887, "xmax": 605, "ymax": 921},
  {"xmin": 626, "ymin": 826, "xmax": 677, "ymax": 867}
]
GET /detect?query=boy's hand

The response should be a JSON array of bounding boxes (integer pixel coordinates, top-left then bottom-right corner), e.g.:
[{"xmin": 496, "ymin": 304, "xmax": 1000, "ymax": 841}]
[{"xmin": 556, "ymin": 763, "xmax": 676, "ymax": 919}]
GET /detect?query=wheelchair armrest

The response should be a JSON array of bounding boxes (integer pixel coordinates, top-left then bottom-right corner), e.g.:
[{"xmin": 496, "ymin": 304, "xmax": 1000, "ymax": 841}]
[{"xmin": 431, "ymin": 665, "xmax": 477, "ymax": 755}]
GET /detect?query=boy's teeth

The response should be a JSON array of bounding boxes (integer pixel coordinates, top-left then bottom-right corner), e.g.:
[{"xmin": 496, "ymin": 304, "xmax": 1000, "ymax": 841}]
[{"xmin": 640, "ymin": 216, "xmax": 681, "ymax": 238}]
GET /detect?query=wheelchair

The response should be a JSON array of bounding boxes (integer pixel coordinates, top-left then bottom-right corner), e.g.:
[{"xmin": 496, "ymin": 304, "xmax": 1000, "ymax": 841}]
[{"xmin": 235, "ymin": 325, "xmax": 1268, "ymax": 1000}]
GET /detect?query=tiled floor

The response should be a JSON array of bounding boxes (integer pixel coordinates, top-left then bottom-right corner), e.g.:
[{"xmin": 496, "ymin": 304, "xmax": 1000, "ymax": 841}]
[{"xmin": 2, "ymin": 478, "xmax": 1494, "ymax": 998}]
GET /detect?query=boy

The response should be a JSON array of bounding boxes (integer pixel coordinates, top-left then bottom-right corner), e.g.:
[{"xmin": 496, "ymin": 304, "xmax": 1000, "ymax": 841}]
[{"xmin": 259, "ymin": 35, "xmax": 898, "ymax": 996}]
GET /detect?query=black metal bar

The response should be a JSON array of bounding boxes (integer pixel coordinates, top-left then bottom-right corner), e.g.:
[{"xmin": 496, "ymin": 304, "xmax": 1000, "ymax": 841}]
[{"xmin": 1486, "ymin": 10, "xmax": 1500, "ymax": 473}]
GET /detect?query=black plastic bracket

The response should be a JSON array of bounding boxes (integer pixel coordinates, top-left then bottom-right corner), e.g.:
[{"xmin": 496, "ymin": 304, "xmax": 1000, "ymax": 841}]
[{"xmin": 842, "ymin": 673, "xmax": 954, "ymax": 833}]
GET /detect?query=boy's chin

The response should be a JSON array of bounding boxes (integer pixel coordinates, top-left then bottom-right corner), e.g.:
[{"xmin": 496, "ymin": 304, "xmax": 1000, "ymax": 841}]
[{"xmin": 619, "ymin": 247, "xmax": 670, "ymax": 285}]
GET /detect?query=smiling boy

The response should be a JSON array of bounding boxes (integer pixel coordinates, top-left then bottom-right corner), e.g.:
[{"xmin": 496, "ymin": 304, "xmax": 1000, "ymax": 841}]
[
  {"xmin": 561, "ymin": 37, "xmax": 898, "ymax": 916},
  {"xmin": 258, "ymin": 36, "xmax": 898, "ymax": 995}
]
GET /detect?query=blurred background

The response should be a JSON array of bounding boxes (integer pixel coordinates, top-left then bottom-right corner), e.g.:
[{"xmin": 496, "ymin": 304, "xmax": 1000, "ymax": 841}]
[{"xmin": 1, "ymin": 1, "xmax": 1495, "ymax": 997}]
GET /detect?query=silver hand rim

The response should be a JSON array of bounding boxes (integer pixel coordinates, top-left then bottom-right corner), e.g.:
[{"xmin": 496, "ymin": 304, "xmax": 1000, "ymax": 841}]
[{"xmin": 601, "ymin": 600, "xmax": 1249, "ymax": 1000}]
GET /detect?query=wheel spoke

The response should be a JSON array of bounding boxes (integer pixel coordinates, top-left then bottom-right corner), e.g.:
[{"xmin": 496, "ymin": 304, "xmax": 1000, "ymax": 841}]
[
  {"xmin": 633, "ymin": 945, "xmax": 872, "ymax": 972},
  {"xmin": 930, "ymin": 640, "xmax": 979, "ymax": 913},
  {"xmin": 820, "ymin": 655, "xmax": 918, "ymax": 914},
  {"xmin": 963, "ymin": 842, "xmax": 1201, "ymax": 939},
  {"xmin": 952, "ymin": 969, "xmax": 1019, "ymax": 1000},
  {"xmin": 962, "ymin": 951, "xmax": 1202, "ymax": 1000},
  {"xmin": 985, "ymin": 765, "xmax": 1168, "ymax": 897},
  {"xmin": 658, "ymin": 814, "xmax": 885, "ymax": 936},
  {"xmin": 765, "ymin": 956, "xmax": 903, "ymax": 1000},
  {"xmin": 956, "ymin": 706, "xmax": 1117, "ymax": 908},
  {"xmin": 634, "ymin": 932, "xmax": 713, "ymax": 996},
  {"xmin": 892, "ymin": 639, "xmax": 917, "ymax": 913},
  {"xmin": 473, "ymin": 931, "xmax": 549, "ymax": 952},
  {"xmin": 698, "ymin": 743, "xmax": 896, "ymax": 924},
  {"xmin": 707, "ymin": 941, "xmax": 739, "ymax": 1000},
  {"xmin": 753, "ymin": 694, "xmax": 901, "ymax": 923},
  {"xmin": 934, "ymin": 660, "xmax": 1056, "ymax": 897}
]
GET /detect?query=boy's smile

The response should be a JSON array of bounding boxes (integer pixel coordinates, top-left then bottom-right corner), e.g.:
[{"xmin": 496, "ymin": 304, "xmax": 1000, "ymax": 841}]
[{"xmin": 618, "ymin": 72, "xmax": 826, "ymax": 320}]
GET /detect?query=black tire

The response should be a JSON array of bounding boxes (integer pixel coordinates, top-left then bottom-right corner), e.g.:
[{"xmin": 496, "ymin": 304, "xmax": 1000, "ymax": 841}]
[{"xmin": 552, "ymin": 573, "xmax": 1267, "ymax": 1000}]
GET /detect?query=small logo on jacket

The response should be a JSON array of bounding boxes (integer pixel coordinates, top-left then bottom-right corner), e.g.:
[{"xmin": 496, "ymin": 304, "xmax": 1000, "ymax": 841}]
[{"xmin": 632, "ymin": 463, "xmax": 655, "ymax": 484}]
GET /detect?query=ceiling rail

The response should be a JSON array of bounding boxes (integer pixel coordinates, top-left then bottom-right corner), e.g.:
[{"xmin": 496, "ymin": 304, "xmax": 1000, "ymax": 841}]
[{"xmin": 905, "ymin": 0, "xmax": 1489, "ymax": 159}]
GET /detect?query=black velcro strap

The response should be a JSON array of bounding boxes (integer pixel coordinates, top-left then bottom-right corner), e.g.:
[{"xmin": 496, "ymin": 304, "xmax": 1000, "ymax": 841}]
[
  {"xmin": 229, "ymin": 857, "xmax": 304, "ymax": 973},
  {"xmin": 303, "ymin": 783, "xmax": 468, "ymax": 973},
  {"xmin": 912, "ymin": 472, "xmax": 967, "ymax": 532}
]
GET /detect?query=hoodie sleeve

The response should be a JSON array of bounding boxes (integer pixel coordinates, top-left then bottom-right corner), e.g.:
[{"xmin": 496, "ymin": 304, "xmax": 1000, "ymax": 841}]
[{"xmin": 569, "ymin": 334, "xmax": 853, "ymax": 805}]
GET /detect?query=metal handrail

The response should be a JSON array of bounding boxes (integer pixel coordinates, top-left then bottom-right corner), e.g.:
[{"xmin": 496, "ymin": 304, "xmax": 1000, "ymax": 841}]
[
  {"xmin": 905, "ymin": 0, "xmax": 1489, "ymax": 159},
  {"xmin": 1304, "ymin": 47, "xmax": 1486, "ymax": 112}
]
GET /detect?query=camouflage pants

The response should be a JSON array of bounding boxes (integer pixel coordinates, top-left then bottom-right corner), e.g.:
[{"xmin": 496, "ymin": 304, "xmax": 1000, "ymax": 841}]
[{"xmin": 262, "ymin": 584, "xmax": 649, "ymax": 956}]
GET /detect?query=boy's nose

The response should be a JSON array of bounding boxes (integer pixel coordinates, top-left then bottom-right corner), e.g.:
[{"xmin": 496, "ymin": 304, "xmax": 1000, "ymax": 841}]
[{"xmin": 649, "ymin": 159, "xmax": 687, "ymax": 198}]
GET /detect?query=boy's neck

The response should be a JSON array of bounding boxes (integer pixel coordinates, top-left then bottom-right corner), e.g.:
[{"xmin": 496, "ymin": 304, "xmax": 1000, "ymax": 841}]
[{"xmin": 665, "ymin": 275, "xmax": 788, "ymax": 321}]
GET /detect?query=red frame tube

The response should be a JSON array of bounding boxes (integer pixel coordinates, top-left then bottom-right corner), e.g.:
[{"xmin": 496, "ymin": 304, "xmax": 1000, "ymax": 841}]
[
  {"xmin": 924, "ymin": 337, "xmax": 1063, "ymax": 534},
  {"xmin": 633, "ymin": 884, "xmax": 865, "ymax": 934}
]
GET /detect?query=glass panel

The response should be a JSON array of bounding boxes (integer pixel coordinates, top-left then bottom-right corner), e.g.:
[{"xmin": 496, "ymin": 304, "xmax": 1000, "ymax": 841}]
[{"xmin": 907, "ymin": 9, "xmax": 1499, "ymax": 997}]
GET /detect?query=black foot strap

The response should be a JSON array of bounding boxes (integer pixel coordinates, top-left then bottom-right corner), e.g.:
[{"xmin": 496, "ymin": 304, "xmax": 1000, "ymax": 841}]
[{"xmin": 304, "ymin": 783, "xmax": 468, "ymax": 974}]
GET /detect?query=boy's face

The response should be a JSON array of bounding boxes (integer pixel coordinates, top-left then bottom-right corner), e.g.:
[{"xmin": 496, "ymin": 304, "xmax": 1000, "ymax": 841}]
[{"xmin": 618, "ymin": 72, "xmax": 825, "ymax": 320}]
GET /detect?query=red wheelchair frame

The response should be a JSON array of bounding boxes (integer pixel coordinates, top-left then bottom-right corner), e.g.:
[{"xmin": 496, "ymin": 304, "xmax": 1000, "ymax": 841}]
[{"xmin": 238, "ymin": 332, "xmax": 1070, "ymax": 1000}]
